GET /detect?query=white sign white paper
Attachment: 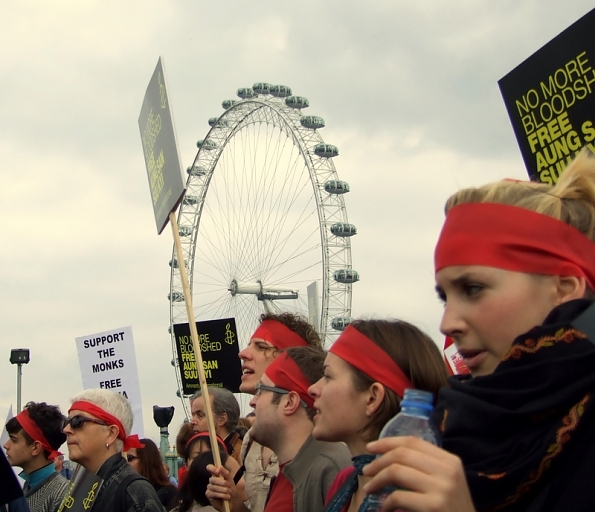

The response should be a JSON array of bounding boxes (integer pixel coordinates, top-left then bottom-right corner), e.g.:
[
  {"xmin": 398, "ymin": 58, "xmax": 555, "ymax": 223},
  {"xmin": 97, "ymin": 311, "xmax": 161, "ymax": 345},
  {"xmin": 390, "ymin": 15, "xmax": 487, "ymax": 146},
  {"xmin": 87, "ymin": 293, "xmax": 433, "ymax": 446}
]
[{"xmin": 75, "ymin": 326, "xmax": 144, "ymax": 437}]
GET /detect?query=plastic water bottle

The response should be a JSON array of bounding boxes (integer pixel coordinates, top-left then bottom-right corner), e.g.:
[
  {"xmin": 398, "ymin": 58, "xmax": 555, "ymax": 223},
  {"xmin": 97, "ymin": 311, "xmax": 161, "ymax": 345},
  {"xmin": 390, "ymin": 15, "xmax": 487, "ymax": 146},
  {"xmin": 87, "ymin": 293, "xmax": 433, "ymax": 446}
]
[{"xmin": 366, "ymin": 389, "xmax": 437, "ymax": 511}]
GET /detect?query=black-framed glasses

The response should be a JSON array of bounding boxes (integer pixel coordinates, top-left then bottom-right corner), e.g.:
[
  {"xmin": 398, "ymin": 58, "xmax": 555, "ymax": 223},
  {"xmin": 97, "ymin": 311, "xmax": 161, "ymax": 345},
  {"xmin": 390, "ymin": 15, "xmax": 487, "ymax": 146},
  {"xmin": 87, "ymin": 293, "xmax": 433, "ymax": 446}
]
[
  {"xmin": 254, "ymin": 383, "xmax": 308, "ymax": 408},
  {"xmin": 126, "ymin": 454, "xmax": 140, "ymax": 462},
  {"xmin": 61, "ymin": 415, "xmax": 109, "ymax": 431}
]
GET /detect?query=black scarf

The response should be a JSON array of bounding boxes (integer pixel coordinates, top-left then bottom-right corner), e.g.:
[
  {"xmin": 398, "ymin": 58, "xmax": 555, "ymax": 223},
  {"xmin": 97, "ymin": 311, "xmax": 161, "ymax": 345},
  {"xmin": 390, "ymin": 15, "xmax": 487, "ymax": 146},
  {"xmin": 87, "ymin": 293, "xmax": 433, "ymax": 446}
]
[{"xmin": 432, "ymin": 300, "xmax": 595, "ymax": 512}]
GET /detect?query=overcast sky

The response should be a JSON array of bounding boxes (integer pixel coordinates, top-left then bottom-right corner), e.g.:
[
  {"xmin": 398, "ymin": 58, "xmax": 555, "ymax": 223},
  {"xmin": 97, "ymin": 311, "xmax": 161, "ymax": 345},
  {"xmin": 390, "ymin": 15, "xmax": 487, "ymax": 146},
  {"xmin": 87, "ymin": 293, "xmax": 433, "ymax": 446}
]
[{"xmin": 1, "ymin": 0, "xmax": 594, "ymax": 450}]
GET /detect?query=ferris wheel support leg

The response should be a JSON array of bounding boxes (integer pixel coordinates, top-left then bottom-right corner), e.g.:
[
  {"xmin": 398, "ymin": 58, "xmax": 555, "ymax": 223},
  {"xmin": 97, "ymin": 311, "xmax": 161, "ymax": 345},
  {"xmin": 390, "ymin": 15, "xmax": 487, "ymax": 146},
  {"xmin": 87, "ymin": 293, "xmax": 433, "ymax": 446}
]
[{"xmin": 169, "ymin": 211, "xmax": 232, "ymax": 512}]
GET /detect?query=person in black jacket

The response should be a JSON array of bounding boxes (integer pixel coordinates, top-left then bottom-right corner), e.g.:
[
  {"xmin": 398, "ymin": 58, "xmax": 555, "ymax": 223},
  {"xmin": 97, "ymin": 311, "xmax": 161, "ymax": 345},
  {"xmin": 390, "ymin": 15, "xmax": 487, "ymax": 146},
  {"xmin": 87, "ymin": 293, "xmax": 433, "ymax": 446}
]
[{"xmin": 62, "ymin": 389, "xmax": 165, "ymax": 512}]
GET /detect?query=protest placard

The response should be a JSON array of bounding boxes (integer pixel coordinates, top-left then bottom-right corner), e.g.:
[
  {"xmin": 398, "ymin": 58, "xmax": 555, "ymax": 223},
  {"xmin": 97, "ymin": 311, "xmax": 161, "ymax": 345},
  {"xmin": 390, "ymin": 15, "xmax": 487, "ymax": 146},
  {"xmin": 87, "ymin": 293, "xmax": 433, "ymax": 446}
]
[
  {"xmin": 499, "ymin": 8, "xmax": 595, "ymax": 183},
  {"xmin": 139, "ymin": 56, "xmax": 185, "ymax": 233},
  {"xmin": 174, "ymin": 318, "xmax": 242, "ymax": 395},
  {"xmin": 75, "ymin": 326, "xmax": 144, "ymax": 437}
]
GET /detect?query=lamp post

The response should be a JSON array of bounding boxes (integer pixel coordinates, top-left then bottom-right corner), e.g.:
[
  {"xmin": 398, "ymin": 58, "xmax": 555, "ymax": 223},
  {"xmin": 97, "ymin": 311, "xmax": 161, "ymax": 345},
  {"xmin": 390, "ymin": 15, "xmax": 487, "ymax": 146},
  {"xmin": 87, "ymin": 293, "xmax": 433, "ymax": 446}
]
[
  {"xmin": 10, "ymin": 348, "xmax": 30, "ymax": 413},
  {"xmin": 153, "ymin": 405, "xmax": 176, "ymax": 477}
]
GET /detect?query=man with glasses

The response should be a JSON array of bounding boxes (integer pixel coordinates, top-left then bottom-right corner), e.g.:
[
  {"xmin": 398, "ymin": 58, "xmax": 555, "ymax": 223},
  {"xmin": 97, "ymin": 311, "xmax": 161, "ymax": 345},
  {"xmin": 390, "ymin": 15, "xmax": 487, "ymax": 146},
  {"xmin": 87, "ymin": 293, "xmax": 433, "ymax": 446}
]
[
  {"xmin": 207, "ymin": 346, "xmax": 350, "ymax": 512},
  {"xmin": 3, "ymin": 402, "xmax": 69, "ymax": 512},
  {"xmin": 235, "ymin": 312, "xmax": 323, "ymax": 512}
]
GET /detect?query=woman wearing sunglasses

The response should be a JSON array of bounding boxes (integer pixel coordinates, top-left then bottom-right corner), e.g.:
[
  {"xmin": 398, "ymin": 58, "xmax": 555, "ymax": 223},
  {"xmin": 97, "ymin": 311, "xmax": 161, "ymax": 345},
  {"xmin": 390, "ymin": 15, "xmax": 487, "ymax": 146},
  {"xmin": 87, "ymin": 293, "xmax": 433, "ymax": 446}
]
[
  {"xmin": 127, "ymin": 439, "xmax": 178, "ymax": 510},
  {"xmin": 62, "ymin": 389, "xmax": 165, "ymax": 512},
  {"xmin": 307, "ymin": 319, "xmax": 448, "ymax": 512},
  {"xmin": 363, "ymin": 149, "xmax": 595, "ymax": 512}
]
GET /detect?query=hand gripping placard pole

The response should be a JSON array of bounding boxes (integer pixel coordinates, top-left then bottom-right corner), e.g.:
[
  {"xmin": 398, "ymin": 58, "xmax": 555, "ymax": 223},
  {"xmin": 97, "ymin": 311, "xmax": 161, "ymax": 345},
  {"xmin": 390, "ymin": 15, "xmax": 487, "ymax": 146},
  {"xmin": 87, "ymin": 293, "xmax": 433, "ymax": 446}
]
[{"xmin": 169, "ymin": 211, "xmax": 231, "ymax": 512}]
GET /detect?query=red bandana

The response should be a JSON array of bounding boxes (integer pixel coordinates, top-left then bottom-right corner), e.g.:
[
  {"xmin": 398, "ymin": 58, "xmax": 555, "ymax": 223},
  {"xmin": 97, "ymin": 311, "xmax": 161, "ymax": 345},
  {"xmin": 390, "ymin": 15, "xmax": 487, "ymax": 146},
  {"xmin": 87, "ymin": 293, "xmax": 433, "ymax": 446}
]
[
  {"xmin": 251, "ymin": 320, "xmax": 309, "ymax": 349},
  {"xmin": 16, "ymin": 410, "xmax": 62, "ymax": 461},
  {"xmin": 434, "ymin": 203, "xmax": 595, "ymax": 289},
  {"xmin": 264, "ymin": 351, "xmax": 316, "ymax": 408},
  {"xmin": 185, "ymin": 432, "xmax": 228, "ymax": 453},
  {"xmin": 329, "ymin": 325, "xmax": 413, "ymax": 398},
  {"xmin": 69, "ymin": 401, "xmax": 144, "ymax": 452}
]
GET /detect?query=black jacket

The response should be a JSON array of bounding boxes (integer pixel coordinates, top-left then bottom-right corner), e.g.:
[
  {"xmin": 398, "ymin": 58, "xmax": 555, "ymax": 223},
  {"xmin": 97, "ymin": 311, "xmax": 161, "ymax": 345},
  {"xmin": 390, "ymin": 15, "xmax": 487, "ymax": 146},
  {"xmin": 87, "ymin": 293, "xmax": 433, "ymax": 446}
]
[{"xmin": 92, "ymin": 454, "xmax": 165, "ymax": 512}]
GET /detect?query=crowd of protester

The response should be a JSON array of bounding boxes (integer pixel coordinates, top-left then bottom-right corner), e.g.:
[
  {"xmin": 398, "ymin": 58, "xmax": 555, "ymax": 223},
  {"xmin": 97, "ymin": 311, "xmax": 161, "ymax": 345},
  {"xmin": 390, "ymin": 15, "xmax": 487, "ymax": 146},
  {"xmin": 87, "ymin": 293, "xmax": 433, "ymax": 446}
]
[{"xmin": 4, "ymin": 148, "xmax": 595, "ymax": 512}]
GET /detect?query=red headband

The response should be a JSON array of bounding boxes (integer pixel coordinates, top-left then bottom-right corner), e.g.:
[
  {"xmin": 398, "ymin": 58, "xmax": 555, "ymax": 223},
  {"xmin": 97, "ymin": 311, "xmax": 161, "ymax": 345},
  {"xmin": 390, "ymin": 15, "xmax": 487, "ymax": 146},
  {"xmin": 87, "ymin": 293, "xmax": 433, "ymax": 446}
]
[
  {"xmin": 251, "ymin": 320, "xmax": 309, "ymax": 350},
  {"xmin": 69, "ymin": 401, "xmax": 144, "ymax": 452},
  {"xmin": 185, "ymin": 432, "xmax": 227, "ymax": 453},
  {"xmin": 264, "ymin": 351, "xmax": 315, "ymax": 408},
  {"xmin": 16, "ymin": 410, "xmax": 62, "ymax": 461},
  {"xmin": 435, "ymin": 203, "xmax": 595, "ymax": 288},
  {"xmin": 329, "ymin": 325, "xmax": 413, "ymax": 398}
]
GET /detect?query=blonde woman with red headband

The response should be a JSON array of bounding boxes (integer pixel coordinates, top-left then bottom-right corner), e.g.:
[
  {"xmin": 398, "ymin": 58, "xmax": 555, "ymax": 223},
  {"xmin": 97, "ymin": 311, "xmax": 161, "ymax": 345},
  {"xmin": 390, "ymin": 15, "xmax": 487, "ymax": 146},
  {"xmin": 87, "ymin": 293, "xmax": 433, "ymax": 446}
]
[
  {"xmin": 62, "ymin": 389, "xmax": 165, "ymax": 512},
  {"xmin": 307, "ymin": 319, "xmax": 448, "ymax": 512},
  {"xmin": 364, "ymin": 148, "xmax": 595, "ymax": 512}
]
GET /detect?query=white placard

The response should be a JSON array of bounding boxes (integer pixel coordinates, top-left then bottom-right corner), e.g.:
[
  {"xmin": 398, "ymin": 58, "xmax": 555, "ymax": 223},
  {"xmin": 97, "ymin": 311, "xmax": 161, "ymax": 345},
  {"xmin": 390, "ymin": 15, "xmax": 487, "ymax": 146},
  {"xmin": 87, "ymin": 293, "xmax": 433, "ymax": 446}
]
[{"xmin": 75, "ymin": 326, "xmax": 144, "ymax": 437}]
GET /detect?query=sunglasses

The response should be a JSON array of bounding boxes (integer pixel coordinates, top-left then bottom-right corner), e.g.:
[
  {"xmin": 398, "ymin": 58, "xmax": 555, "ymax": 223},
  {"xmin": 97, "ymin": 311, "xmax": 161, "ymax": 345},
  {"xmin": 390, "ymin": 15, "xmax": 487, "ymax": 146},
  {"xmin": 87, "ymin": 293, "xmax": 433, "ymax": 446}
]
[
  {"xmin": 254, "ymin": 382, "xmax": 308, "ymax": 408},
  {"xmin": 126, "ymin": 454, "xmax": 139, "ymax": 462},
  {"xmin": 61, "ymin": 415, "xmax": 109, "ymax": 431}
]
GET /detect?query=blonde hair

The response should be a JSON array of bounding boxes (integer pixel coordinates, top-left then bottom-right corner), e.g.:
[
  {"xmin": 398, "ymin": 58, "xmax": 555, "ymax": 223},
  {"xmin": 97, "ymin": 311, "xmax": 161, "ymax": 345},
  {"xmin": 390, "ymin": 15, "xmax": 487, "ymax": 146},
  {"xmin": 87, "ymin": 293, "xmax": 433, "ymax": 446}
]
[{"xmin": 445, "ymin": 148, "xmax": 595, "ymax": 242}]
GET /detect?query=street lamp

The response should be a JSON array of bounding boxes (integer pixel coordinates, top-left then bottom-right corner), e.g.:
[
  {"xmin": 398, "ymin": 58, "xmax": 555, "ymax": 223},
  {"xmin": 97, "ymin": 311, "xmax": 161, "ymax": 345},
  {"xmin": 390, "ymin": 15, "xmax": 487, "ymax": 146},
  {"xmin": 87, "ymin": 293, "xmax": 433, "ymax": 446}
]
[
  {"xmin": 10, "ymin": 348, "xmax": 30, "ymax": 413},
  {"xmin": 153, "ymin": 405, "xmax": 176, "ymax": 479}
]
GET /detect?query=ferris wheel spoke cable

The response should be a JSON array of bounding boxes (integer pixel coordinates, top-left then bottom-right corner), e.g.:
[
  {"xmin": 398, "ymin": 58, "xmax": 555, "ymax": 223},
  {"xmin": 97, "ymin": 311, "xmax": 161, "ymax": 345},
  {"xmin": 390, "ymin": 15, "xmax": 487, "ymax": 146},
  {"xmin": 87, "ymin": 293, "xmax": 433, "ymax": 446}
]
[
  {"xmin": 267, "ymin": 258, "xmax": 323, "ymax": 286},
  {"xmin": 192, "ymin": 211, "xmax": 236, "ymax": 282},
  {"xmin": 255, "ymin": 154, "xmax": 311, "ymax": 276},
  {"xmin": 260, "ymin": 194, "xmax": 319, "ymax": 282},
  {"xmin": 243, "ymin": 125, "xmax": 291, "ymax": 272}
]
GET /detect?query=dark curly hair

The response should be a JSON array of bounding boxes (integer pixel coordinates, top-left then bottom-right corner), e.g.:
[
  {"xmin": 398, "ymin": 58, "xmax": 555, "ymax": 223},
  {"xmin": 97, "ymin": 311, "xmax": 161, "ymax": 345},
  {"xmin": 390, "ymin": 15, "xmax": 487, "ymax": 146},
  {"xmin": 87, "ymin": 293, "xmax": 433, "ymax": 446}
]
[
  {"xmin": 5, "ymin": 402, "xmax": 66, "ymax": 459},
  {"xmin": 260, "ymin": 312, "xmax": 322, "ymax": 350}
]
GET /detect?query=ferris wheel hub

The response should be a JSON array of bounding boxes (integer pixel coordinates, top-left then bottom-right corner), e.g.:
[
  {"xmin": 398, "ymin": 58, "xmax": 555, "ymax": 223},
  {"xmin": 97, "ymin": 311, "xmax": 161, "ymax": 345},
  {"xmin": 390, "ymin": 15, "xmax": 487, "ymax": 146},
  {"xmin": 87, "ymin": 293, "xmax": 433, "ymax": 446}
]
[{"xmin": 228, "ymin": 279, "xmax": 298, "ymax": 300}]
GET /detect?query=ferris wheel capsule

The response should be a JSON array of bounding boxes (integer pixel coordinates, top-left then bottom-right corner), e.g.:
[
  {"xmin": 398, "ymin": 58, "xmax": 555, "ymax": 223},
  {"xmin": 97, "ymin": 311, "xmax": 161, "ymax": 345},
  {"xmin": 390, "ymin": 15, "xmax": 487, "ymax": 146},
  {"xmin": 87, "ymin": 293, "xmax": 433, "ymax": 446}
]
[
  {"xmin": 183, "ymin": 195, "xmax": 199, "ymax": 206},
  {"xmin": 285, "ymin": 96, "xmax": 309, "ymax": 109},
  {"xmin": 196, "ymin": 139, "xmax": 217, "ymax": 150},
  {"xmin": 222, "ymin": 99, "xmax": 238, "ymax": 110},
  {"xmin": 330, "ymin": 223, "xmax": 357, "ymax": 237},
  {"xmin": 270, "ymin": 85, "xmax": 292, "ymax": 97},
  {"xmin": 333, "ymin": 269, "xmax": 359, "ymax": 284},
  {"xmin": 331, "ymin": 317, "xmax": 352, "ymax": 331},
  {"xmin": 300, "ymin": 115, "xmax": 325, "ymax": 129},
  {"xmin": 208, "ymin": 117, "xmax": 230, "ymax": 128},
  {"xmin": 324, "ymin": 180, "xmax": 350, "ymax": 194},
  {"xmin": 237, "ymin": 88, "xmax": 256, "ymax": 99},
  {"xmin": 252, "ymin": 82, "xmax": 272, "ymax": 94},
  {"xmin": 314, "ymin": 143, "xmax": 339, "ymax": 158},
  {"xmin": 187, "ymin": 165, "xmax": 207, "ymax": 177}
]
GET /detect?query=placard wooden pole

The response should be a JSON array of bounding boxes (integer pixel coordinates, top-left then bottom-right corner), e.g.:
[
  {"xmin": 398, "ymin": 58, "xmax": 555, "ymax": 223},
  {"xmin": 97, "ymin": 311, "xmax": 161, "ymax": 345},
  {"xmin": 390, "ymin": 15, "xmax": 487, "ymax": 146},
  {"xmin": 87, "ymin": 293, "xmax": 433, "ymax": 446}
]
[{"xmin": 170, "ymin": 211, "xmax": 231, "ymax": 512}]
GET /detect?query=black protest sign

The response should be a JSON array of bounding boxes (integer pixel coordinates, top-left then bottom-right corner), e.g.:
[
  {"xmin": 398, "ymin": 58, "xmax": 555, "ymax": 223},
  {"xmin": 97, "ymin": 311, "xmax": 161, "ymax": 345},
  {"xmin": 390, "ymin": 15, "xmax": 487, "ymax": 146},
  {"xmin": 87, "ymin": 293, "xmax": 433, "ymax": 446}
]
[
  {"xmin": 139, "ymin": 56, "xmax": 185, "ymax": 234},
  {"xmin": 174, "ymin": 318, "xmax": 242, "ymax": 394},
  {"xmin": 499, "ymin": 8, "xmax": 595, "ymax": 183},
  {"xmin": 57, "ymin": 466, "xmax": 103, "ymax": 512}
]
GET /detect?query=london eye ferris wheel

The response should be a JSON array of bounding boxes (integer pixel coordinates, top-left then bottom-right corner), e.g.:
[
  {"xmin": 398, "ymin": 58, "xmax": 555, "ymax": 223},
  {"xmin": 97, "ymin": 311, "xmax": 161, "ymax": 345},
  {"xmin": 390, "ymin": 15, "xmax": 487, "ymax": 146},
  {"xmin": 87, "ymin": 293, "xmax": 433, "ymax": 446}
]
[{"xmin": 168, "ymin": 83, "xmax": 359, "ymax": 416}]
